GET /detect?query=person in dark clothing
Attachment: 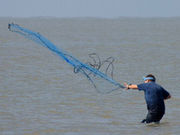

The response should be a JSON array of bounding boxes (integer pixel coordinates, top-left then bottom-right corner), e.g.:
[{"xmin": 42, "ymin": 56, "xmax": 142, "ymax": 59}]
[{"xmin": 124, "ymin": 74, "xmax": 171, "ymax": 124}]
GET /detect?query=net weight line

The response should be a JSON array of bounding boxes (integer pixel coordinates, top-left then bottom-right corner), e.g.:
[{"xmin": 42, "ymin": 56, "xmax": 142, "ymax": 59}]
[{"xmin": 86, "ymin": 53, "xmax": 115, "ymax": 79}]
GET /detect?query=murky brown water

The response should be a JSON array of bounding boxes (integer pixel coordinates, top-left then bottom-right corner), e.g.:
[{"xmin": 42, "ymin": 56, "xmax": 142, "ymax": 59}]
[{"xmin": 0, "ymin": 17, "xmax": 180, "ymax": 135}]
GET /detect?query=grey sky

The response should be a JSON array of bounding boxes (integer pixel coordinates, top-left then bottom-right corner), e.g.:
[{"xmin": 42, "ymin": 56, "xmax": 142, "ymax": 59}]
[{"xmin": 0, "ymin": 0, "xmax": 180, "ymax": 18}]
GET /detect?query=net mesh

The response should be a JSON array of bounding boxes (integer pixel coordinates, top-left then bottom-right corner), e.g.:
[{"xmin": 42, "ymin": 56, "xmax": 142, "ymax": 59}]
[{"xmin": 8, "ymin": 23, "xmax": 125, "ymax": 93}]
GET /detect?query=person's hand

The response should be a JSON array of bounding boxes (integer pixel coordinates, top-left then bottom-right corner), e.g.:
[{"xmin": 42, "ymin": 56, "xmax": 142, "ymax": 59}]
[
  {"xmin": 124, "ymin": 82, "xmax": 129, "ymax": 90},
  {"xmin": 165, "ymin": 94, "xmax": 171, "ymax": 100}
]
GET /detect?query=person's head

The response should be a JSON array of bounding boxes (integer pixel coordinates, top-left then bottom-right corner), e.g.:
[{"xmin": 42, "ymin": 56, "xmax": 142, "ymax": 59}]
[{"xmin": 143, "ymin": 74, "xmax": 156, "ymax": 83}]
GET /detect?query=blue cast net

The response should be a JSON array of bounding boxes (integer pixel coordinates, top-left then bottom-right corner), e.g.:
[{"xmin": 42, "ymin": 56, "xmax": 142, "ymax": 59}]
[{"xmin": 8, "ymin": 23, "xmax": 125, "ymax": 93}]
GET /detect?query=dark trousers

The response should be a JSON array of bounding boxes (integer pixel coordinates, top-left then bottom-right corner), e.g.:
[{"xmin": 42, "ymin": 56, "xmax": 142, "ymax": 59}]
[{"xmin": 142, "ymin": 110, "xmax": 164, "ymax": 123}]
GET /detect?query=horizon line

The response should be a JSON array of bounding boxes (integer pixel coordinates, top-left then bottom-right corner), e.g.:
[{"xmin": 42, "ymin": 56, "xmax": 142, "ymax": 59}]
[{"xmin": 1, "ymin": 15, "xmax": 180, "ymax": 19}]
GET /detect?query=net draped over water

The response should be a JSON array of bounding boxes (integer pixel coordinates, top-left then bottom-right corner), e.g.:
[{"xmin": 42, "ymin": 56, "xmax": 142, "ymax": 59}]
[{"xmin": 8, "ymin": 23, "xmax": 124, "ymax": 93}]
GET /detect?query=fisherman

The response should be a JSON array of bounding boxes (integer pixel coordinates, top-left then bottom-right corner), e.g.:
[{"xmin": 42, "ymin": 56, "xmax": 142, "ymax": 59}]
[{"xmin": 124, "ymin": 74, "xmax": 171, "ymax": 124}]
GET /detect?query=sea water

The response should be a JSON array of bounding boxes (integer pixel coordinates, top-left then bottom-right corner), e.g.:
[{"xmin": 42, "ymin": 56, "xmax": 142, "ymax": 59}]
[{"xmin": 0, "ymin": 17, "xmax": 180, "ymax": 135}]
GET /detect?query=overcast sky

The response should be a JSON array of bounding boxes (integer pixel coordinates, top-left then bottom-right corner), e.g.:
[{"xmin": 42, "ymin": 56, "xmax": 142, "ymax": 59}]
[{"xmin": 0, "ymin": 0, "xmax": 180, "ymax": 18}]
